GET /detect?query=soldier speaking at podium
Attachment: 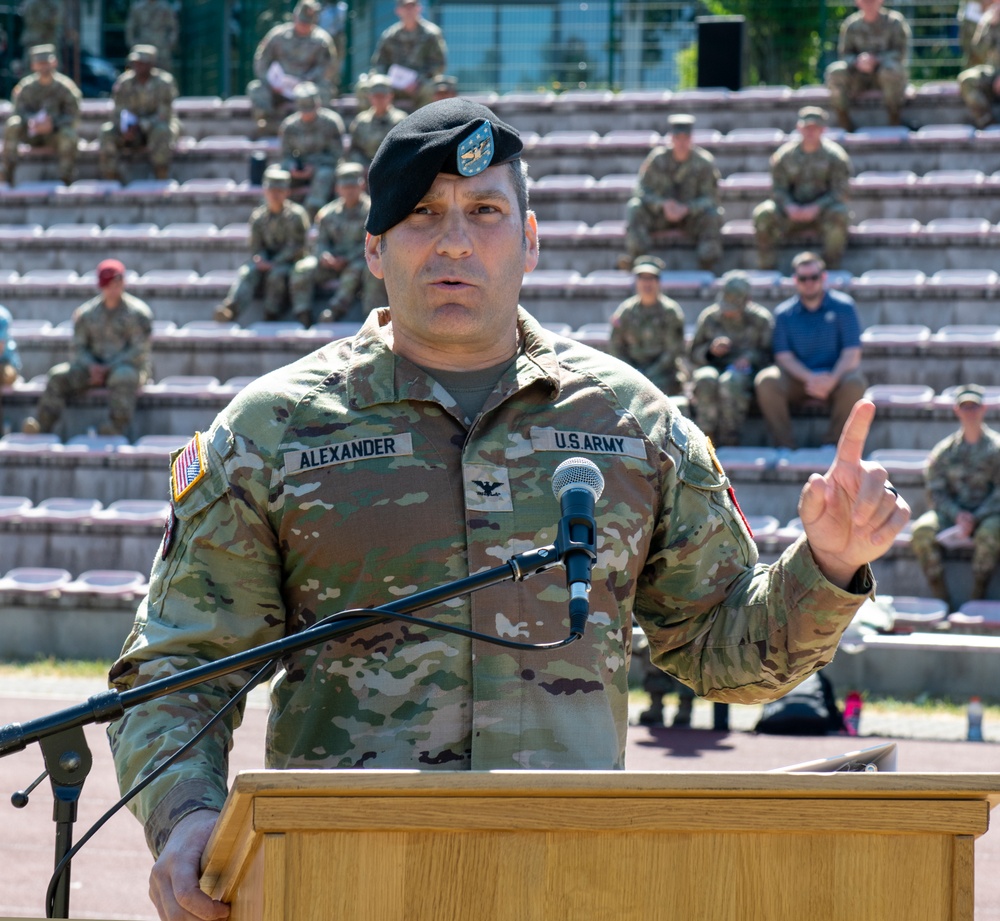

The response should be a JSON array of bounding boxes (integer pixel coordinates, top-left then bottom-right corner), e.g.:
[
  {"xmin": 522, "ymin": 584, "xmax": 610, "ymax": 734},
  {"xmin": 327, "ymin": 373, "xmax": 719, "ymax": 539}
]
[{"xmin": 105, "ymin": 98, "xmax": 908, "ymax": 921}]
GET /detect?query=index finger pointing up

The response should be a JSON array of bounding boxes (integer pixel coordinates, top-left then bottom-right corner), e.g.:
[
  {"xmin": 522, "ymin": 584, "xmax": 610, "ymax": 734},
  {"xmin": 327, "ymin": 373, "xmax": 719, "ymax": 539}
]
[{"xmin": 835, "ymin": 399, "xmax": 875, "ymax": 467}]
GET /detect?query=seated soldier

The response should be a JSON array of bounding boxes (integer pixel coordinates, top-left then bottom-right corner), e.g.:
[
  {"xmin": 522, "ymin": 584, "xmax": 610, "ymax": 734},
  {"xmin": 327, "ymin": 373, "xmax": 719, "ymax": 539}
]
[
  {"xmin": 214, "ymin": 167, "xmax": 311, "ymax": 323},
  {"xmin": 621, "ymin": 114, "xmax": 723, "ymax": 271},
  {"xmin": 1, "ymin": 44, "xmax": 80, "ymax": 186},
  {"xmin": 347, "ymin": 74, "xmax": 407, "ymax": 170},
  {"xmin": 98, "ymin": 44, "xmax": 181, "ymax": 182},
  {"xmin": 0, "ymin": 303, "xmax": 23, "ymax": 431},
  {"xmin": 608, "ymin": 256, "xmax": 687, "ymax": 396},
  {"xmin": 752, "ymin": 107, "xmax": 853, "ymax": 271},
  {"xmin": 279, "ymin": 81, "xmax": 346, "ymax": 217},
  {"xmin": 247, "ymin": 0, "xmax": 338, "ymax": 134},
  {"xmin": 824, "ymin": 0, "xmax": 911, "ymax": 131},
  {"xmin": 22, "ymin": 260, "xmax": 153, "ymax": 437},
  {"xmin": 290, "ymin": 161, "xmax": 373, "ymax": 326},
  {"xmin": 960, "ymin": 5, "xmax": 1000, "ymax": 127}
]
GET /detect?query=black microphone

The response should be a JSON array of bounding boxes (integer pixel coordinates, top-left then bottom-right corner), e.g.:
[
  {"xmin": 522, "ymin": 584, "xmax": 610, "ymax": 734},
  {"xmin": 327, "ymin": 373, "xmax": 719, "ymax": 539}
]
[{"xmin": 551, "ymin": 457, "xmax": 605, "ymax": 636}]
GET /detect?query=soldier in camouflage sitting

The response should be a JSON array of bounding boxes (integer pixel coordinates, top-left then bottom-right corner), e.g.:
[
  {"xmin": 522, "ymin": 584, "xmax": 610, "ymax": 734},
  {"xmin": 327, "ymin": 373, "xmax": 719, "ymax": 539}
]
[
  {"xmin": 22, "ymin": 260, "xmax": 152, "ymax": 437},
  {"xmin": 214, "ymin": 167, "xmax": 311, "ymax": 323},
  {"xmin": 290, "ymin": 161, "xmax": 377, "ymax": 325},
  {"xmin": 960, "ymin": 4, "xmax": 1000, "ymax": 127},
  {"xmin": 369, "ymin": 0, "xmax": 447, "ymax": 110},
  {"xmin": 247, "ymin": 0, "xmax": 338, "ymax": 134},
  {"xmin": 608, "ymin": 255, "xmax": 687, "ymax": 396},
  {"xmin": 753, "ymin": 107, "xmax": 853, "ymax": 271},
  {"xmin": 125, "ymin": 0, "xmax": 179, "ymax": 77},
  {"xmin": 911, "ymin": 385, "xmax": 1000, "ymax": 608},
  {"xmin": 348, "ymin": 74, "xmax": 407, "ymax": 170},
  {"xmin": 279, "ymin": 81, "xmax": 346, "ymax": 217},
  {"xmin": 824, "ymin": 0, "xmax": 911, "ymax": 131},
  {"xmin": 2, "ymin": 44, "xmax": 80, "ymax": 186},
  {"xmin": 98, "ymin": 45, "xmax": 180, "ymax": 182},
  {"xmin": 689, "ymin": 271, "xmax": 774, "ymax": 447},
  {"xmin": 620, "ymin": 114, "xmax": 723, "ymax": 272},
  {"xmin": 105, "ymin": 99, "xmax": 907, "ymax": 920}
]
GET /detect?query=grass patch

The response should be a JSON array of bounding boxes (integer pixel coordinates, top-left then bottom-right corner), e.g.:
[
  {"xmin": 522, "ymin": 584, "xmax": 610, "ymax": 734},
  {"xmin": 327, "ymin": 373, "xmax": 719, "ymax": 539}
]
[{"xmin": 0, "ymin": 658, "xmax": 112, "ymax": 679}]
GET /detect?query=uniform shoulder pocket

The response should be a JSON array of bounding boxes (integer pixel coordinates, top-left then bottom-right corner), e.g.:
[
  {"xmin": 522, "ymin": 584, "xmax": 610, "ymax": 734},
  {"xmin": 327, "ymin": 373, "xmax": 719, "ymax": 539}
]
[
  {"xmin": 168, "ymin": 425, "xmax": 234, "ymax": 520},
  {"xmin": 670, "ymin": 415, "xmax": 730, "ymax": 493}
]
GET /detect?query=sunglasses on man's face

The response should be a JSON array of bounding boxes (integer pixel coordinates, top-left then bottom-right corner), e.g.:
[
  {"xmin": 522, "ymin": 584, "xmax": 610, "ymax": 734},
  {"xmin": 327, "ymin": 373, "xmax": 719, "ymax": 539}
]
[{"xmin": 795, "ymin": 272, "xmax": 822, "ymax": 282}]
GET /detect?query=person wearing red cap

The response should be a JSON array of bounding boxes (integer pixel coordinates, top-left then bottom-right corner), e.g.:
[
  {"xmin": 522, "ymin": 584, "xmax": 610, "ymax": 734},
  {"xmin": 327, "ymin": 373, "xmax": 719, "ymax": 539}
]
[{"xmin": 22, "ymin": 259, "xmax": 153, "ymax": 436}]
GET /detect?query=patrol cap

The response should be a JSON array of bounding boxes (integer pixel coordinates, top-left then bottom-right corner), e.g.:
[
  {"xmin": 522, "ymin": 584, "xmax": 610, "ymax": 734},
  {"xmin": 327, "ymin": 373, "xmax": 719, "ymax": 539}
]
[
  {"xmin": 797, "ymin": 106, "xmax": 828, "ymax": 125},
  {"xmin": 433, "ymin": 74, "xmax": 458, "ymax": 92},
  {"xmin": 127, "ymin": 44, "xmax": 158, "ymax": 64},
  {"xmin": 262, "ymin": 165, "xmax": 292, "ymax": 189},
  {"xmin": 294, "ymin": 81, "xmax": 321, "ymax": 110},
  {"xmin": 293, "ymin": 0, "xmax": 321, "ymax": 23},
  {"xmin": 335, "ymin": 162, "xmax": 365, "ymax": 185},
  {"xmin": 368, "ymin": 74, "xmax": 393, "ymax": 94},
  {"xmin": 955, "ymin": 384, "xmax": 985, "ymax": 406},
  {"xmin": 721, "ymin": 269, "xmax": 751, "ymax": 300},
  {"xmin": 632, "ymin": 255, "xmax": 665, "ymax": 277},
  {"xmin": 29, "ymin": 44, "xmax": 57, "ymax": 63},
  {"xmin": 667, "ymin": 113, "xmax": 695, "ymax": 134},
  {"xmin": 366, "ymin": 98, "xmax": 523, "ymax": 235},
  {"xmin": 96, "ymin": 258, "xmax": 126, "ymax": 287}
]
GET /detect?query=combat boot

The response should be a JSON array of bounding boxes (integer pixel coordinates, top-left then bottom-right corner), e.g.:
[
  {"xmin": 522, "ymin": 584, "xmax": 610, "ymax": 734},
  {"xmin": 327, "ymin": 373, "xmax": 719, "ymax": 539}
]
[
  {"xmin": 98, "ymin": 420, "xmax": 126, "ymax": 436},
  {"xmin": 22, "ymin": 408, "xmax": 57, "ymax": 435},
  {"xmin": 672, "ymin": 694, "xmax": 693, "ymax": 727},
  {"xmin": 213, "ymin": 302, "xmax": 236, "ymax": 323},
  {"xmin": 1, "ymin": 163, "xmax": 15, "ymax": 186},
  {"xmin": 638, "ymin": 695, "xmax": 664, "ymax": 726},
  {"xmin": 616, "ymin": 253, "xmax": 633, "ymax": 271}
]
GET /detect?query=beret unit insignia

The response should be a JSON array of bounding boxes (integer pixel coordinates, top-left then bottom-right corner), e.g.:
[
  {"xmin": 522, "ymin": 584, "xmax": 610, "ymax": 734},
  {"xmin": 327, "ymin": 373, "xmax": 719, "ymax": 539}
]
[{"xmin": 457, "ymin": 120, "xmax": 494, "ymax": 176}]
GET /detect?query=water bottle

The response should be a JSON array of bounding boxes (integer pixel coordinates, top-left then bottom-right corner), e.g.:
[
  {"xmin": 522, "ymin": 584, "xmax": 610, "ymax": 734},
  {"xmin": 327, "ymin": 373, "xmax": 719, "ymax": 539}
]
[
  {"xmin": 843, "ymin": 690, "xmax": 863, "ymax": 736},
  {"xmin": 967, "ymin": 697, "xmax": 984, "ymax": 742}
]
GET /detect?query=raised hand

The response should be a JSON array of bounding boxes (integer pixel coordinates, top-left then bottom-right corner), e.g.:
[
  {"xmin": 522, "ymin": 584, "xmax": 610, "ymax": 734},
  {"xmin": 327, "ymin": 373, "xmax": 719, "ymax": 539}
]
[{"xmin": 797, "ymin": 399, "xmax": 910, "ymax": 588}]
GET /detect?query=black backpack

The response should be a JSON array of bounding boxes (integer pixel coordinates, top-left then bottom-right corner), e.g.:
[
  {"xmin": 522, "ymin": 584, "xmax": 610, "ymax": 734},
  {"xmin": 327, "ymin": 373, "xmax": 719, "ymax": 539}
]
[{"xmin": 754, "ymin": 670, "xmax": 845, "ymax": 735}]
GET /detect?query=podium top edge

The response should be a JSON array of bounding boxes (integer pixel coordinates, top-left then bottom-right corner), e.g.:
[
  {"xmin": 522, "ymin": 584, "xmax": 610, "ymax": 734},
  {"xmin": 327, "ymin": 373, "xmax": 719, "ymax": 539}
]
[{"xmin": 228, "ymin": 769, "xmax": 1000, "ymax": 800}]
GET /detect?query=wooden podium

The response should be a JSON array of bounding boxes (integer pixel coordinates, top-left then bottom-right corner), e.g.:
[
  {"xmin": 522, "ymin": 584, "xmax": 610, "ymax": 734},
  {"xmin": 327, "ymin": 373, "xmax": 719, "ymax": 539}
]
[{"xmin": 201, "ymin": 770, "xmax": 1000, "ymax": 921}]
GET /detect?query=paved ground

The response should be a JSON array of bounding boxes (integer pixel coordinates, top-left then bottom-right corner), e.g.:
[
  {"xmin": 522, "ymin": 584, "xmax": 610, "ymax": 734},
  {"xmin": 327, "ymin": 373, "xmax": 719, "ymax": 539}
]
[{"xmin": 0, "ymin": 680, "xmax": 995, "ymax": 920}]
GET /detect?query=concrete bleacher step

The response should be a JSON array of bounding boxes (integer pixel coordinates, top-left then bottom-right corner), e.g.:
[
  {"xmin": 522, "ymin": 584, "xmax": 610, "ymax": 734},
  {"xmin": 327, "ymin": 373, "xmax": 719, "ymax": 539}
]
[{"xmin": 2, "ymin": 218, "xmax": 1000, "ymax": 276}]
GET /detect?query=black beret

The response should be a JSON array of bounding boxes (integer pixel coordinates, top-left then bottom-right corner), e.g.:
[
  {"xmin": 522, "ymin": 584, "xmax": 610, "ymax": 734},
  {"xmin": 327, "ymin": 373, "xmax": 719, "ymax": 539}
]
[{"xmin": 365, "ymin": 98, "xmax": 523, "ymax": 235}]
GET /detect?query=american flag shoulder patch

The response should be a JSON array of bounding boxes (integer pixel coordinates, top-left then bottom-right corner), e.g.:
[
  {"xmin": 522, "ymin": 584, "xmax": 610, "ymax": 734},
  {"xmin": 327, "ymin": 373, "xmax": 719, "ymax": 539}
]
[{"xmin": 172, "ymin": 432, "xmax": 206, "ymax": 502}]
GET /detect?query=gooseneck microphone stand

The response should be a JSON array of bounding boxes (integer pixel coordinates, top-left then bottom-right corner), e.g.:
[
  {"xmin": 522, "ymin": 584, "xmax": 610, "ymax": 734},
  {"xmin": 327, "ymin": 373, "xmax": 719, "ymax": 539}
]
[{"xmin": 0, "ymin": 535, "xmax": 595, "ymax": 919}]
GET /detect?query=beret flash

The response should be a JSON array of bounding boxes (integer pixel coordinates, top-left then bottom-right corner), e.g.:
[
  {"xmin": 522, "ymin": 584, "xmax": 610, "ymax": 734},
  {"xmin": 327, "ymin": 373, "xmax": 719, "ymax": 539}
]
[{"xmin": 365, "ymin": 98, "xmax": 523, "ymax": 235}]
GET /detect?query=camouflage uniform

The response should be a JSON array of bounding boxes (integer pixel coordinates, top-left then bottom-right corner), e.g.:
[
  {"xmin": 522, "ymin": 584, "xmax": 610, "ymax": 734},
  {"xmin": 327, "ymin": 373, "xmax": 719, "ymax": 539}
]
[
  {"xmin": 347, "ymin": 104, "xmax": 408, "ymax": 168},
  {"xmin": 17, "ymin": 0, "xmax": 61, "ymax": 60},
  {"xmin": 279, "ymin": 106, "xmax": 346, "ymax": 214},
  {"xmin": 960, "ymin": 11, "xmax": 1000, "ymax": 127},
  {"xmin": 2, "ymin": 68, "xmax": 81, "ymax": 185},
  {"xmin": 223, "ymin": 199, "xmax": 311, "ymax": 320},
  {"xmin": 752, "ymin": 138, "xmax": 853, "ymax": 270},
  {"xmin": 247, "ymin": 22, "xmax": 338, "ymax": 125},
  {"xmin": 689, "ymin": 299, "xmax": 774, "ymax": 446},
  {"xmin": 0, "ymin": 305, "xmax": 23, "ymax": 428},
  {"xmin": 607, "ymin": 292, "xmax": 687, "ymax": 395},
  {"xmin": 106, "ymin": 308, "xmax": 874, "ymax": 855},
  {"xmin": 370, "ymin": 18, "xmax": 447, "ymax": 109},
  {"xmin": 624, "ymin": 143, "xmax": 723, "ymax": 270},
  {"xmin": 290, "ymin": 190, "xmax": 371, "ymax": 323},
  {"xmin": 29, "ymin": 292, "xmax": 152, "ymax": 434},
  {"xmin": 824, "ymin": 7, "xmax": 911, "ymax": 127},
  {"xmin": 99, "ymin": 65, "xmax": 180, "ymax": 180},
  {"xmin": 125, "ymin": 0, "xmax": 179, "ymax": 75},
  {"xmin": 910, "ymin": 425, "xmax": 1000, "ymax": 600}
]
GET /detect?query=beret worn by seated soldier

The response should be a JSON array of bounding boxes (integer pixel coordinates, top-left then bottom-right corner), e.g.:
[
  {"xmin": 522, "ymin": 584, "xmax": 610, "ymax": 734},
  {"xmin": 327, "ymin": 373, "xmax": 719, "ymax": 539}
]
[{"xmin": 366, "ymin": 97, "xmax": 523, "ymax": 235}]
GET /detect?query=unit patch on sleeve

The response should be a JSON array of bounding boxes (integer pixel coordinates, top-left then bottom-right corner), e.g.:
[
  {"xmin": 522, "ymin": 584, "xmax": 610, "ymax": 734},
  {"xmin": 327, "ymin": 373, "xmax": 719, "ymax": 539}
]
[
  {"xmin": 284, "ymin": 433, "xmax": 414, "ymax": 474},
  {"xmin": 464, "ymin": 464, "xmax": 513, "ymax": 512},
  {"xmin": 530, "ymin": 426, "xmax": 646, "ymax": 459},
  {"xmin": 171, "ymin": 433, "xmax": 206, "ymax": 502}
]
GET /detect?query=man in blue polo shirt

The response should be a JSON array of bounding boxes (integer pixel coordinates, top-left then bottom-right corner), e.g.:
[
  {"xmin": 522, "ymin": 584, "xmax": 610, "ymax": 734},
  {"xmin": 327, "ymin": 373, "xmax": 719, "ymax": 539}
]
[{"xmin": 753, "ymin": 251, "xmax": 867, "ymax": 449}]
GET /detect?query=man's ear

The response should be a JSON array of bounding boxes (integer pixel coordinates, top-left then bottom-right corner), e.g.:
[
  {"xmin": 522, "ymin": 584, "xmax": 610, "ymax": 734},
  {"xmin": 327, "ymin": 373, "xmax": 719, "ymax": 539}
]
[
  {"xmin": 365, "ymin": 232, "xmax": 384, "ymax": 279},
  {"xmin": 523, "ymin": 211, "xmax": 539, "ymax": 274}
]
